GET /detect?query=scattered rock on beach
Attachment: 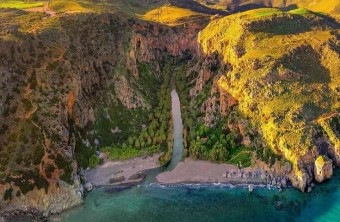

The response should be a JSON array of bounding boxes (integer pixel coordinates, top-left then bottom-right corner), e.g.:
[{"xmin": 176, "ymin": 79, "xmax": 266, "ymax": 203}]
[
  {"xmin": 109, "ymin": 176, "xmax": 125, "ymax": 184},
  {"xmin": 129, "ymin": 172, "xmax": 146, "ymax": 180}
]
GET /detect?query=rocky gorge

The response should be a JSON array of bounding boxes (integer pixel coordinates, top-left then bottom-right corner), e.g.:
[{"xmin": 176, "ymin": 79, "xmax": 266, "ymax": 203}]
[{"xmin": 0, "ymin": 0, "xmax": 339, "ymax": 219}]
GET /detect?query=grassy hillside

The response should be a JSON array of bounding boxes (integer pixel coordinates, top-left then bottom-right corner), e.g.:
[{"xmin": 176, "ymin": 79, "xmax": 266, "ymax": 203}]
[
  {"xmin": 198, "ymin": 7, "xmax": 340, "ymax": 189},
  {"xmin": 48, "ymin": 0, "xmax": 166, "ymax": 14},
  {"xmin": 49, "ymin": 0, "xmax": 89, "ymax": 13},
  {"xmin": 0, "ymin": 0, "xmax": 44, "ymax": 9},
  {"xmin": 142, "ymin": 5, "xmax": 209, "ymax": 26}
]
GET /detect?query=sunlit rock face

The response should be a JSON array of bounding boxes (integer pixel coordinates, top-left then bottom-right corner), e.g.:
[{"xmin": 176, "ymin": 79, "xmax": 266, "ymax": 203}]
[{"xmin": 314, "ymin": 155, "xmax": 333, "ymax": 183}]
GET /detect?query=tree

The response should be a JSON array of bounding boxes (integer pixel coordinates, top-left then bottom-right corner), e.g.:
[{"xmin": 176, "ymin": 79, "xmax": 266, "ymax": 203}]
[
  {"xmin": 147, "ymin": 136, "xmax": 152, "ymax": 146},
  {"xmin": 89, "ymin": 155, "xmax": 99, "ymax": 168},
  {"xmin": 134, "ymin": 140, "xmax": 140, "ymax": 149}
]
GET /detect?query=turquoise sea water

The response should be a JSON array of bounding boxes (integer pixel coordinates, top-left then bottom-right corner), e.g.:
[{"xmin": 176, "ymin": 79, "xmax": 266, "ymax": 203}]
[{"xmin": 61, "ymin": 169, "xmax": 340, "ymax": 222}]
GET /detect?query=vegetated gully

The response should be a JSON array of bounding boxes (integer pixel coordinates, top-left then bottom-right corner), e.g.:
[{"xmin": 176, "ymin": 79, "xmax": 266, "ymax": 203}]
[{"xmin": 140, "ymin": 73, "xmax": 185, "ymax": 185}]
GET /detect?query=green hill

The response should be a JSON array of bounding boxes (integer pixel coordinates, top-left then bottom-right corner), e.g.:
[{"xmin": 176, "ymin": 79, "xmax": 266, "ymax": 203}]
[{"xmin": 197, "ymin": 7, "xmax": 340, "ymax": 190}]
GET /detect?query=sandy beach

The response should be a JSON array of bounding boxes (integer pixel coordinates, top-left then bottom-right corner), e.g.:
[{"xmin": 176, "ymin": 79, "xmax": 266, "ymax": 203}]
[
  {"xmin": 85, "ymin": 155, "xmax": 290, "ymax": 188},
  {"xmin": 84, "ymin": 153, "xmax": 162, "ymax": 186},
  {"xmin": 156, "ymin": 158, "xmax": 267, "ymax": 185}
]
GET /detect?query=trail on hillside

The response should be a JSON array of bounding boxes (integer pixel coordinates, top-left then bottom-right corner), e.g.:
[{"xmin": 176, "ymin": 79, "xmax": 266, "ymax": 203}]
[{"xmin": 24, "ymin": 1, "xmax": 56, "ymax": 17}]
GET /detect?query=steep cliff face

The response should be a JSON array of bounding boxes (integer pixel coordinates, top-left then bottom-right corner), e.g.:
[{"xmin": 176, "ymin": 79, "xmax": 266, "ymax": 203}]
[{"xmin": 0, "ymin": 9, "xmax": 202, "ymax": 213}]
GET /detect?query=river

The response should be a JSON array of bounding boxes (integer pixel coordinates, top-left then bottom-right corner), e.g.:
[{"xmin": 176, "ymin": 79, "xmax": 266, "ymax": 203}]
[
  {"xmin": 166, "ymin": 89, "xmax": 184, "ymax": 171},
  {"xmin": 59, "ymin": 89, "xmax": 340, "ymax": 221}
]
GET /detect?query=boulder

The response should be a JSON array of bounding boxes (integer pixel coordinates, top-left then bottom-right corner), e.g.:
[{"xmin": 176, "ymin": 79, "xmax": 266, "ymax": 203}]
[
  {"xmin": 109, "ymin": 176, "xmax": 125, "ymax": 184},
  {"xmin": 248, "ymin": 184, "xmax": 254, "ymax": 193},
  {"xmin": 314, "ymin": 155, "xmax": 333, "ymax": 183},
  {"xmin": 290, "ymin": 169, "xmax": 308, "ymax": 192},
  {"xmin": 280, "ymin": 178, "xmax": 287, "ymax": 188},
  {"xmin": 84, "ymin": 183, "xmax": 93, "ymax": 192},
  {"xmin": 260, "ymin": 172, "xmax": 266, "ymax": 180},
  {"xmin": 129, "ymin": 172, "xmax": 146, "ymax": 180},
  {"xmin": 283, "ymin": 162, "xmax": 292, "ymax": 174}
]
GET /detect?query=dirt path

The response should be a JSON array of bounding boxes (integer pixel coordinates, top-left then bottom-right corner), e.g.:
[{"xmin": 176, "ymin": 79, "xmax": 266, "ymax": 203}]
[{"xmin": 24, "ymin": 1, "xmax": 56, "ymax": 17}]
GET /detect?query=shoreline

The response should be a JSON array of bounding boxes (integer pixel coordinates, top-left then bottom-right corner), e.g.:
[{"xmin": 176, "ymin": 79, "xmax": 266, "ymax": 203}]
[
  {"xmin": 0, "ymin": 156, "xmax": 290, "ymax": 221},
  {"xmin": 84, "ymin": 153, "xmax": 162, "ymax": 186},
  {"xmin": 84, "ymin": 156, "xmax": 290, "ymax": 191},
  {"xmin": 155, "ymin": 158, "xmax": 289, "ymax": 189}
]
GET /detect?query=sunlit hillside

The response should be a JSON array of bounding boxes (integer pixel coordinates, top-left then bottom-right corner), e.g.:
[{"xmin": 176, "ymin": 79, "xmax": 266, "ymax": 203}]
[
  {"xmin": 142, "ymin": 5, "xmax": 209, "ymax": 26},
  {"xmin": 0, "ymin": 0, "xmax": 167, "ymax": 15},
  {"xmin": 0, "ymin": 0, "xmax": 44, "ymax": 9},
  {"xmin": 49, "ymin": 0, "xmax": 89, "ymax": 13},
  {"xmin": 198, "ymin": 7, "xmax": 340, "ymax": 189}
]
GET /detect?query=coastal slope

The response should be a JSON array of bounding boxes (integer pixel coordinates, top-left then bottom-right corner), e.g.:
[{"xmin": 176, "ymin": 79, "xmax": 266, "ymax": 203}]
[{"xmin": 196, "ymin": 8, "xmax": 340, "ymax": 190}]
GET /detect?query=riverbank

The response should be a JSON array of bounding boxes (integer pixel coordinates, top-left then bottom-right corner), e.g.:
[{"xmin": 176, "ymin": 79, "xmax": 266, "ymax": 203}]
[{"xmin": 84, "ymin": 153, "xmax": 162, "ymax": 186}]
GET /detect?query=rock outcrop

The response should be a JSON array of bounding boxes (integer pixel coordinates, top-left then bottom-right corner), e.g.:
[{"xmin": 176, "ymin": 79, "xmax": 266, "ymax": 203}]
[{"xmin": 314, "ymin": 155, "xmax": 333, "ymax": 183}]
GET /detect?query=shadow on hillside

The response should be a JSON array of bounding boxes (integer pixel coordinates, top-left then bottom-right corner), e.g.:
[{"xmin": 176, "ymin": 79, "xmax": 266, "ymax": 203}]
[
  {"xmin": 229, "ymin": 3, "xmax": 267, "ymax": 13},
  {"xmin": 281, "ymin": 4, "xmax": 299, "ymax": 11},
  {"xmin": 169, "ymin": 0, "xmax": 228, "ymax": 15},
  {"xmin": 250, "ymin": 13, "xmax": 339, "ymax": 36}
]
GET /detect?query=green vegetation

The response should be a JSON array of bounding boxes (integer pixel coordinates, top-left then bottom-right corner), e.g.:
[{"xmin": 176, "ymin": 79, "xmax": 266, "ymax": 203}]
[
  {"xmin": 50, "ymin": 0, "xmax": 88, "ymax": 13},
  {"xmin": 189, "ymin": 123, "xmax": 253, "ymax": 167},
  {"xmin": 88, "ymin": 155, "xmax": 100, "ymax": 168},
  {"xmin": 101, "ymin": 65, "xmax": 173, "ymax": 163},
  {"xmin": 0, "ymin": 0, "xmax": 44, "ymax": 9},
  {"xmin": 172, "ymin": 57, "xmax": 255, "ymax": 167},
  {"xmin": 103, "ymin": 146, "xmax": 143, "ymax": 160},
  {"xmin": 49, "ymin": 0, "xmax": 167, "ymax": 15},
  {"xmin": 3, "ymin": 187, "xmax": 13, "ymax": 201},
  {"xmin": 288, "ymin": 8, "xmax": 311, "ymax": 15}
]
